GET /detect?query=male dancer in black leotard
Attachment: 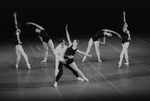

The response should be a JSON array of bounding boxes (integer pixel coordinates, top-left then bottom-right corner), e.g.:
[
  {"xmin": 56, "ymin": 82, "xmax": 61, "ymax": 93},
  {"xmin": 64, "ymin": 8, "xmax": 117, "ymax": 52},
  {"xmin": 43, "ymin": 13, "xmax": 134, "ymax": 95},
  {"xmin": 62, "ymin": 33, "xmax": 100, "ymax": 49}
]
[
  {"xmin": 118, "ymin": 11, "xmax": 131, "ymax": 68},
  {"xmin": 26, "ymin": 22, "xmax": 55, "ymax": 62},
  {"xmin": 13, "ymin": 12, "xmax": 31, "ymax": 69},
  {"xmin": 82, "ymin": 29, "xmax": 121, "ymax": 62}
]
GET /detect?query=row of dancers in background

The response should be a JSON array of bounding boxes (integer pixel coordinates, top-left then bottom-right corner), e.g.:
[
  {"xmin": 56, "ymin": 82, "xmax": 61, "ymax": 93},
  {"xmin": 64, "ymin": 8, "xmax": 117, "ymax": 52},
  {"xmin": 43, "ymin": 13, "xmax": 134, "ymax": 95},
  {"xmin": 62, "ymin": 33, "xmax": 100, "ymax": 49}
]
[{"xmin": 13, "ymin": 11, "xmax": 131, "ymax": 87}]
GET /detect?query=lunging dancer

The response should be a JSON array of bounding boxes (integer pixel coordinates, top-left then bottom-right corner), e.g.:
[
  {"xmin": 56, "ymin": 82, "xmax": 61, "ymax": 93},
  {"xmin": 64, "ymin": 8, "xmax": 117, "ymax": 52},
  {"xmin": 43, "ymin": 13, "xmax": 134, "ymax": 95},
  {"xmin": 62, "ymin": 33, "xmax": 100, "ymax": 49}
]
[
  {"xmin": 118, "ymin": 11, "xmax": 131, "ymax": 68},
  {"xmin": 26, "ymin": 22, "xmax": 55, "ymax": 62},
  {"xmin": 82, "ymin": 29, "xmax": 121, "ymax": 62},
  {"xmin": 54, "ymin": 25, "xmax": 91, "ymax": 87},
  {"xmin": 54, "ymin": 38, "xmax": 84, "ymax": 87},
  {"xmin": 13, "ymin": 12, "xmax": 31, "ymax": 69}
]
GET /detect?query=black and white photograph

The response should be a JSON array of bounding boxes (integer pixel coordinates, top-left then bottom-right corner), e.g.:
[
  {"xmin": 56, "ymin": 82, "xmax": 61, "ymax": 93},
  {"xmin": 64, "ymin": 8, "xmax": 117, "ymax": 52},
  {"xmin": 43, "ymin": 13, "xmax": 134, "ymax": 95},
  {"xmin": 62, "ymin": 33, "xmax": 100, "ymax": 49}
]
[{"xmin": 0, "ymin": 0, "xmax": 150, "ymax": 101}]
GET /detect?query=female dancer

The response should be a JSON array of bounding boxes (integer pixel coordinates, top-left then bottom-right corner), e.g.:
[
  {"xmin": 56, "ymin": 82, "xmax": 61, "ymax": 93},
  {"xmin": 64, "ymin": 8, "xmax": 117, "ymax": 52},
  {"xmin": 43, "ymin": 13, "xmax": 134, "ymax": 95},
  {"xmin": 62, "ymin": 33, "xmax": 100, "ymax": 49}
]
[
  {"xmin": 26, "ymin": 22, "xmax": 55, "ymax": 62},
  {"xmin": 82, "ymin": 29, "xmax": 121, "ymax": 62},
  {"xmin": 118, "ymin": 11, "xmax": 131, "ymax": 68},
  {"xmin": 54, "ymin": 25, "xmax": 91, "ymax": 87},
  {"xmin": 54, "ymin": 38, "xmax": 85, "ymax": 87},
  {"xmin": 13, "ymin": 12, "xmax": 31, "ymax": 69}
]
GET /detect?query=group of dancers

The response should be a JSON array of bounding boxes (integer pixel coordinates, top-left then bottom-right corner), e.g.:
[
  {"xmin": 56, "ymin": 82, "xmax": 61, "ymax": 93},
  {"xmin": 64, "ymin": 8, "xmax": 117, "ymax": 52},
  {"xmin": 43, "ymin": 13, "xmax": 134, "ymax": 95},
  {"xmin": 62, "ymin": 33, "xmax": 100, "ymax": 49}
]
[{"xmin": 13, "ymin": 11, "xmax": 131, "ymax": 87}]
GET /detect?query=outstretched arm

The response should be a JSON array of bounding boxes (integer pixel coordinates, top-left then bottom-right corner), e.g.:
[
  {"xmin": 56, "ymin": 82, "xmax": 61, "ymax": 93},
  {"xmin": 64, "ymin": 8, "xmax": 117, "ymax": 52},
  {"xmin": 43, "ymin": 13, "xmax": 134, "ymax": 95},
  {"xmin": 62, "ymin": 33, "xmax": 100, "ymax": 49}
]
[
  {"xmin": 13, "ymin": 12, "xmax": 18, "ymax": 29},
  {"xmin": 65, "ymin": 25, "xmax": 72, "ymax": 46},
  {"xmin": 76, "ymin": 49, "xmax": 92, "ymax": 57},
  {"xmin": 26, "ymin": 22, "xmax": 44, "ymax": 30},
  {"xmin": 102, "ymin": 29, "xmax": 121, "ymax": 38}
]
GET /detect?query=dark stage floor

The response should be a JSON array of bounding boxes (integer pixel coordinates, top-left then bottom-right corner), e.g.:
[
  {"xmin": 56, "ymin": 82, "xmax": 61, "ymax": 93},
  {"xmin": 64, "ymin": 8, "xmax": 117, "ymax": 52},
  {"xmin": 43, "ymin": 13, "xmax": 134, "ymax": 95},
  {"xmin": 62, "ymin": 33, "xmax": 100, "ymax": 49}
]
[{"xmin": 0, "ymin": 34, "xmax": 150, "ymax": 101}]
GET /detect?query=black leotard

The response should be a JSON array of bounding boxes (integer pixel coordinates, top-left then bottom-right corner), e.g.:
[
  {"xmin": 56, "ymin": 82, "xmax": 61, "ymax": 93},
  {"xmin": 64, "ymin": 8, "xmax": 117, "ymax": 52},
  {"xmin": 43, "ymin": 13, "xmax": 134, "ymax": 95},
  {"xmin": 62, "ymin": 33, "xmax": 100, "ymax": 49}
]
[
  {"xmin": 121, "ymin": 30, "xmax": 131, "ymax": 44},
  {"xmin": 14, "ymin": 31, "xmax": 22, "ymax": 45},
  {"xmin": 64, "ymin": 45, "xmax": 77, "ymax": 64},
  {"xmin": 91, "ymin": 30, "xmax": 105, "ymax": 42},
  {"xmin": 38, "ymin": 30, "xmax": 51, "ymax": 43}
]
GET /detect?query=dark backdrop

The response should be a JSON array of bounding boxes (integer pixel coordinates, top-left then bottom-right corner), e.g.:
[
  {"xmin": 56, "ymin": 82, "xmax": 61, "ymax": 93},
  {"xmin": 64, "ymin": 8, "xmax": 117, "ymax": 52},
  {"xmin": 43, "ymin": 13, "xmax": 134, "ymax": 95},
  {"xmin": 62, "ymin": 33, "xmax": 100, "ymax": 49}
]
[{"xmin": 0, "ymin": 0, "xmax": 150, "ymax": 40}]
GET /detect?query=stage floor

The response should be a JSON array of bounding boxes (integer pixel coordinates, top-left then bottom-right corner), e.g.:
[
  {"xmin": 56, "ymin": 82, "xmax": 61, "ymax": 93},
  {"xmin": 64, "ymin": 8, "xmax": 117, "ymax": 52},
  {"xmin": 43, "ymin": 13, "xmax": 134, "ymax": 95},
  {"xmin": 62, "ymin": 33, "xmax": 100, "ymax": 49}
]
[{"xmin": 0, "ymin": 34, "xmax": 150, "ymax": 101}]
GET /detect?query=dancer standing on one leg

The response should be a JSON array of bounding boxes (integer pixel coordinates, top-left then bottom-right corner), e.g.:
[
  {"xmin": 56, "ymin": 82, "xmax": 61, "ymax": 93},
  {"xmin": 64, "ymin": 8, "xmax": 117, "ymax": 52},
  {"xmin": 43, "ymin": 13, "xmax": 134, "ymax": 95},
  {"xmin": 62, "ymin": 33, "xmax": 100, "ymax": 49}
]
[
  {"xmin": 13, "ymin": 12, "xmax": 31, "ymax": 69},
  {"xmin": 54, "ymin": 38, "xmax": 85, "ymax": 87},
  {"xmin": 82, "ymin": 29, "xmax": 121, "ymax": 62},
  {"xmin": 118, "ymin": 11, "xmax": 131, "ymax": 68},
  {"xmin": 26, "ymin": 22, "xmax": 55, "ymax": 62}
]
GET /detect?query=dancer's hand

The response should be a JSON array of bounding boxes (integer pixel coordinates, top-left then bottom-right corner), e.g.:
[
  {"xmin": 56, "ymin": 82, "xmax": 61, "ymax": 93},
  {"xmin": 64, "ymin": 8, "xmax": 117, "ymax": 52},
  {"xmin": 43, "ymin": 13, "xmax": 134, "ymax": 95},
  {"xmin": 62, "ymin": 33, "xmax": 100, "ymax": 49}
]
[
  {"xmin": 123, "ymin": 11, "xmax": 126, "ymax": 15},
  {"xmin": 13, "ymin": 12, "xmax": 17, "ymax": 17},
  {"xmin": 87, "ymin": 54, "xmax": 92, "ymax": 57},
  {"xmin": 68, "ymin": 55, "xmax": 74, "ymax": 59},
  {"xmin": 128, "ymin": 37, "xmax": 131, "ymax": 41},
  {"xmin": 19, "ymin": 42, "xmax": 22, "ymax": 44},
  {"xmin": 26, "ymin": 22, "xmax": 30, "ymax": 25},
  {"xmin": 60, "ymin": 60, "xmax": 66, "ymax": 64}
]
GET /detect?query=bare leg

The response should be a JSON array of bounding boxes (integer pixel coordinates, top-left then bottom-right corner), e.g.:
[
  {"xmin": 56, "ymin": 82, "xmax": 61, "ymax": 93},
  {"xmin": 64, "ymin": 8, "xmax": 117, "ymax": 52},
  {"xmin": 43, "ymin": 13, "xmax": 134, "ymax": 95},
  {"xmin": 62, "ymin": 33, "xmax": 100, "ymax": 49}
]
[
  {"xmin": 82, "ymin": 38, "xmax": 93, "ymax": 62},
  {"xmin": 119, "ymin": 44, "xmax": 125, "ymax": 68},
  {"xmin": 70, "ymin": 62, "xmax": 89, "ymax": 81},
  {"xmin": 124, "ymin": 42, "xmax": 129, "ymax": 65},
  {"xmin": 94, "ymin": 41, "xmax": 102, "ymax": 62},
  {"xmin": 15, "ymin": 46, "xmax": 21, "ymax": 68},
  {"xmin": 48, "ymin": 39, "xmax": 55, "ymax": 54},
  {"xmin": 41, "ymin": 42, "xmax": 48, "ymax": 62},
  {"xmin": 19, "ymin": 46, "xmax": 31, "ymax": 69}
]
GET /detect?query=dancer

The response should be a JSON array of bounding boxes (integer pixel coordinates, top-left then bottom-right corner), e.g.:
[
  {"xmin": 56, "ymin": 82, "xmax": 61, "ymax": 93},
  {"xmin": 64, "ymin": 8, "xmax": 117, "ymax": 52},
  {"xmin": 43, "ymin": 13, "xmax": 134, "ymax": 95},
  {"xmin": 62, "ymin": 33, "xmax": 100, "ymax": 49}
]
[
  {"xmin": 26, "ymin": 22, "xmax": 55, "ymax": 62},
  {"xmin": 118, "ymin": 11, "xmax": 131, "ymax": 68},
  {"xmin": 54, "ymin": 25, "xmax": 91, "ymax": 87},
  {"xmin": 13, "ymin": 12, "xmax": 31, "ymax": 69},
  {"xmin": 54, "ymin": 38, "xmax": 84, "ymax": 87},
  {"xmin": 82, "ymin": 29, "xmax": 121, "ymax": 62}
]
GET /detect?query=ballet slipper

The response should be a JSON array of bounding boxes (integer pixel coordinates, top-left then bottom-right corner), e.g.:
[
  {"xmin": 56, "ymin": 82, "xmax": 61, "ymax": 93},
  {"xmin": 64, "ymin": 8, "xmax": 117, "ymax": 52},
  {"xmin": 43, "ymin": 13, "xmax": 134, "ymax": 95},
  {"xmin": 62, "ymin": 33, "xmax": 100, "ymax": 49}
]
[
  {"xmin": 41, "ymin": 59, "xmax": 47, "ymax": 62},
  {"xmin": 124, "ymin": 62, "xmax": 129, "ymax": 65},
  {"xmin": 82, "ymin": 56, "xmax": 87, "ymax": 62},
  {"xmin": 77, "ymin": 77, "xmax": 84, "ymax": 81},
  {"xmin": 54, "ymin": 82, "xmax": 58, "ymax": 87},
  {"xmin": 118, "ymin": 62, "xmax": 122, "ymax": 68},
  {"xmin": 15, "ymin": 64, "xmax": 18, "ymax": 68},
  {"xmin": 27, "ymin": 64, "xmax": 31, "ymax": 70},
  {"xmin": 83, "ymin": 77, "xmax": 89, "ymax": 82},
  {"xmin": 98, "ymin": 59, "xmax": 102, "ymax": 62}
]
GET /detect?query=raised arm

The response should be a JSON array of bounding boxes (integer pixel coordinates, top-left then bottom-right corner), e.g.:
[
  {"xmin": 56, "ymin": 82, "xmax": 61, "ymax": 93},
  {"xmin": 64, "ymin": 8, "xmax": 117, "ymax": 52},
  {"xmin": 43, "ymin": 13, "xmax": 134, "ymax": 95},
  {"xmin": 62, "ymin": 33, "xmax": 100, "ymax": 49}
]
[
  {"xmin": 65, "ymin": 25, "xmax": 72, "ymax": 46},
  {"xmin": 123, "ymin": 11, "xmax": 126, "ymax": 23},
  {"xmin": 13, "ymin": 12, "xmax": 18, "ymax": 29},
  {"xmin": 26, "ymin": 22, "xmax": 44, "ymax": 30}
]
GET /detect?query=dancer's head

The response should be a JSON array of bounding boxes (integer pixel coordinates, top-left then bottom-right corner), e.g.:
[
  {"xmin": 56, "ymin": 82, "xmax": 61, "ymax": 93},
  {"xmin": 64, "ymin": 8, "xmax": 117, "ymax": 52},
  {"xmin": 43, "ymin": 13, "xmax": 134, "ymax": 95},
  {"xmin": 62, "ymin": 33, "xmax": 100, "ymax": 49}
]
[
  {"xmin": 35, "ymin": 28, "xmax": 41, "ymax": 33},
  {"xmin": 124, "ymin": 22, "xmax": 128, "ymax": 28},
  {"xmin": 73, "ymin": 39, "xmax": 79, "ymax": 47},
  {"xmin": 58, "ymin": 38, "xmax": 65, "ymax": 45},
  {"xmin": 17, "ymin": 23, "xmax": 22, "ymax": 29},
  {"xmin": 15, "ymin": 28, "xmax": 21, "ymax": 35},
  {"xmin": 104, "ymin": 31, "xmax": 112, "ymax": 37}
]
